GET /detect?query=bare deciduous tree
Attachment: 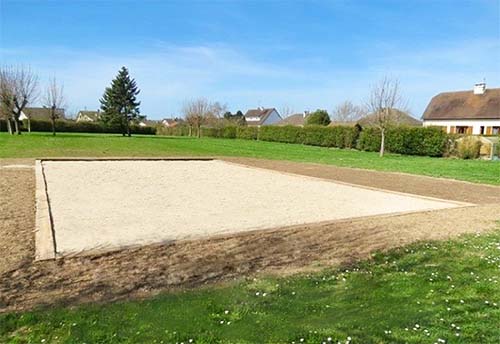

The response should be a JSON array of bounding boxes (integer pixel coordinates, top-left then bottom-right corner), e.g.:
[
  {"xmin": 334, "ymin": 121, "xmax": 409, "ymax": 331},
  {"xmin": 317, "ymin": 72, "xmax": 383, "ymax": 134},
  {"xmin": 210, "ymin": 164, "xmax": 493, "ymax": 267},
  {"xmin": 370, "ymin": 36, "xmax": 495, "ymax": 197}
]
[
  {"xmin": 182, "ymin": 98, "xmax": 216, "ymax": 138},
  {"xmin": 365, "ymin": 77, "xmax": 407, "ymax": 157},
  {"xmin": 0, "ymin": 66, "xmax": 38, "ymax": 135},
  {"xmin": 331, "ymin": 100, "xmax": 365, "ymax": 123},
  {"xmin": 43, "ymin": 78, "xmax": 65, "ymax": 136},
  {"xmin": 0, "ymin": 74, "xmax": 13, "ymax": 134},
  {"xmin": 279, "ymin": 104, "xmax": 294, "ymax": 118}
]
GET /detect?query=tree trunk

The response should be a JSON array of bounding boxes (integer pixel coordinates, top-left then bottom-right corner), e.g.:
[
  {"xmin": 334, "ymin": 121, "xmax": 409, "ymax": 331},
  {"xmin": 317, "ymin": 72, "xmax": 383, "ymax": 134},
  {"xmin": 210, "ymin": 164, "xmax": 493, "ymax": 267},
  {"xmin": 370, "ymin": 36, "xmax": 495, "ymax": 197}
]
[
  {"xmin": 188, "ymin": 126, "xmax": 192, "ymax": 137},
  {"xmin": 379, "ymin": 128, "xmax": 385, "ymax": 157},
  {"xmin": 6, "ymin": 119, "xmax": 12, "ymax": 135},
  {"xmin": 28, "ymin": 118, "xmax": 31, "ymax": 133},
  {"xmin": 14, "ymin": 118, "xmax": 21, "ymax": 135},
  {"xmin": 127, "ymin": 120, "xmax": 131, "ymax": 137},
  {"xmin": 197, "ymin": 124, "xmax": 201, "ymax": 138},
  {"xmin": 51, "ymin": 117, "xmax": 56, "ymax": 136}
]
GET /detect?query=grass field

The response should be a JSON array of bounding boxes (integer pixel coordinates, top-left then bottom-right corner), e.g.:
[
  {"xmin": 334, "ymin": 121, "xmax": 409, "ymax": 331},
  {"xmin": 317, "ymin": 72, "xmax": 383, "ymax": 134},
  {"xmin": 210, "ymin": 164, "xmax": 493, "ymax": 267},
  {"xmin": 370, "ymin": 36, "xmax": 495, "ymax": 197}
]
[
  {"xmin": 1, "ymin": 132, "xmax": 499, "ymax": 185},
  {"xmin": 1, "ymin": 229, "xmax": 499, "ymax": 343}
]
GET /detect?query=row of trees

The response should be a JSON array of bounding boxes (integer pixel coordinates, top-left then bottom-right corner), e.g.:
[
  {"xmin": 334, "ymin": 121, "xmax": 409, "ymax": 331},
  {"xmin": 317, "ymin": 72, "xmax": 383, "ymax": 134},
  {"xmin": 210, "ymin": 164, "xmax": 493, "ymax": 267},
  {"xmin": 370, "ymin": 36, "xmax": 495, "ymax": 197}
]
[
  {"xmin": 0, "ymin": 66, "xmax": 64, "ymax": 136},
  {"xmin": 0, "ymin": 65, "xmax": 143, "ymax": 137}
]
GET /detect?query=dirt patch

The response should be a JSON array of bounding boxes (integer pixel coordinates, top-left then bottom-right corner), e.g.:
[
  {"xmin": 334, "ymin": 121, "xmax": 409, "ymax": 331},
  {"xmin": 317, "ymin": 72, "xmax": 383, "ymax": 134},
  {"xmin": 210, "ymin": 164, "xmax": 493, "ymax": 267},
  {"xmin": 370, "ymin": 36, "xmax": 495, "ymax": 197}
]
[{"xmin": 1, "ymin": 157, "xmax": 499, "ymax": 313}]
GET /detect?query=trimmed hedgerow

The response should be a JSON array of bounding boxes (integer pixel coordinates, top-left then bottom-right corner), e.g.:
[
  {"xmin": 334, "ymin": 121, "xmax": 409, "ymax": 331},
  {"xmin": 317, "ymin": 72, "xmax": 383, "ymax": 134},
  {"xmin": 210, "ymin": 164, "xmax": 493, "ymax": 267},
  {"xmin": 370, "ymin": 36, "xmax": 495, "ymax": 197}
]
[
  {"xmin": 236, "ymin": 126, "xmax": 258, "ymax": 140},
  {"xmin": 357, "ymin": 126, "xmax": 448, "ymax": 157},
  {"xmin": 259, "ymin": 125, "xmax": 305, "ymax": 144},
  {"xmin": 302, "ymin": 125, "xmax": 360, "ymax": 148},
  {"xmin": 10, "ymin": 119, "xmax": 157, "ymax": 135},
  {"xmin": 156, "ymin": 125, "xmax": 192, "ymax": 136},
  {"xmin": 221, "ymin": 126, "xmax": 237, "ymax": 139}
]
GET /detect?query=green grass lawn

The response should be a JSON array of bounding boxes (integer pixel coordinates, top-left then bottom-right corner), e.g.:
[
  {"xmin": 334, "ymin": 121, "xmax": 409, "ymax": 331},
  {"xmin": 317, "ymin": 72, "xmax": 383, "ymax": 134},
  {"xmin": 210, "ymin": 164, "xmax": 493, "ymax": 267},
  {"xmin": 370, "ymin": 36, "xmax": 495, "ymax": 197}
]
[
  {"xmin": 1, "ymin": 132, "xmax": 499, "ymax": 185},
  {"xmin": 2, "ymin": 230, "xmax": 499, "ymax": 343}
]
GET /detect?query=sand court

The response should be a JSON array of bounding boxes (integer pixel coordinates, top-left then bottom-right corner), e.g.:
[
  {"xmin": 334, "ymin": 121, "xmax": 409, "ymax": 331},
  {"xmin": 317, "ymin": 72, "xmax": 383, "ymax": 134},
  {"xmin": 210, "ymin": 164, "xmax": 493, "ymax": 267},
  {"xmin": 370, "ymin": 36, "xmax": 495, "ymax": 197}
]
[{"xmin": 35, "ymin": 159, "xmax": 465, "ymax": 259}]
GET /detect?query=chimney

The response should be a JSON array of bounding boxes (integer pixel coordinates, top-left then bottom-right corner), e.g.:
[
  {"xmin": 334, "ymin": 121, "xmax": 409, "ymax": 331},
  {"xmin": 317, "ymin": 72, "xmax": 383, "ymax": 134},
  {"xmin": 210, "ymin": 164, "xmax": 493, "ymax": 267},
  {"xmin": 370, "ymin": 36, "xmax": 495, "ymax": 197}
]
[{"xmin": 473, "ymin": 82, "xmax": 486, "ymax": 95}]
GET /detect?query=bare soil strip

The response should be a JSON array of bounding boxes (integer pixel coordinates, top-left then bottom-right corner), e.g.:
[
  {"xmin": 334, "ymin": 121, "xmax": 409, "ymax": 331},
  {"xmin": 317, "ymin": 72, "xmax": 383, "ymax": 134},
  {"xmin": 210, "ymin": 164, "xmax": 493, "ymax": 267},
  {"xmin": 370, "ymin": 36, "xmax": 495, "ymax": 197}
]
[{"xmin": 1, "ymin": 157, "xmax": 499, "ymax": 313}]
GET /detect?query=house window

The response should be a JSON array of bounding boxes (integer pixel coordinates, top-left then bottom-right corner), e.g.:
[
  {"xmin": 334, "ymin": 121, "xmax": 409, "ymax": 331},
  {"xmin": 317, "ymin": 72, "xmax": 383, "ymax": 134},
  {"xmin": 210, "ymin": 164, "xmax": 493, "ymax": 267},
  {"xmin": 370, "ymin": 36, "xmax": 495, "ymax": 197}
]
[
  {"xmin": 493, "ymin": 127, "xmax": 500, "ymax": 135},
  {"xmin": 480, "ymin": 126, "xmax": 485, "ymax": 135},
  {"xmin": 456, "ymin": 126, "xmax": 469, "ymax": 134}
]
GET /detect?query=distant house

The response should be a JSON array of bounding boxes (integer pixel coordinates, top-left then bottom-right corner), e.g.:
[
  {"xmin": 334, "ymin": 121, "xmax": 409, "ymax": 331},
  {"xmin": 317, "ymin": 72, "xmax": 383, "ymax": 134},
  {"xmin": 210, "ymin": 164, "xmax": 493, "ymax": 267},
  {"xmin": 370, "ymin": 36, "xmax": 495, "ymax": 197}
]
[
  {"xmin": 422, "ymin": 83, "xmax": 500, "ymax": 135},
  {"xmin": 244, "ymin": 107, "xmax": 282, "ymax": 126},
  {"xmin": 19, "ymin": 107, "xmax": 66, "ymax": 121},
  {"xmin": 161, "ymin": 118, "xmax": 179, "ymax": 127},
  {"xmin": 357, "ymin": 109, "xmax": 422, "ymax": 127},
  {"xmin": 328, "ymin": 109, "xmax": 421, "ymax": 128},
  {"xmin": 275, "ymin": 112, "xmax": 310, "ymax": 126},
  {"xmin": 138, "ymin": 119, "xmax": 160, "ymax": 127},
  {"xmin": 76, "ymin": 110, "xmax": 101, "ymax": 122}
]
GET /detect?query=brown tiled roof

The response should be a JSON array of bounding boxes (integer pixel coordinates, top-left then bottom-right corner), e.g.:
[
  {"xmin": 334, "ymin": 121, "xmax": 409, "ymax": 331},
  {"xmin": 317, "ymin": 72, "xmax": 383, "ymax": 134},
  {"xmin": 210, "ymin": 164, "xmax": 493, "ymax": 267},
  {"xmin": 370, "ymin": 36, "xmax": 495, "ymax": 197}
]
[
  {"xmin": 23, "ymin": 107, "xmax": 65, "ymax": 120},
  {"xmin": 244, "ymin": 108, "xmax": 279, "ymax": 126},
  {"xmin": 422, "ymin": 88, "xmax": 500, "ymax": 120},
  {"xmin": 276, "ymin": 113, "xmax": 308, "ymax": 126},
  {"xmin": 358, "ymin": 109, "xmax": 422, "ymax": 127},
  {"xmin": 328, "ymin": 121, "xmax": 358, "ymax": 127}
]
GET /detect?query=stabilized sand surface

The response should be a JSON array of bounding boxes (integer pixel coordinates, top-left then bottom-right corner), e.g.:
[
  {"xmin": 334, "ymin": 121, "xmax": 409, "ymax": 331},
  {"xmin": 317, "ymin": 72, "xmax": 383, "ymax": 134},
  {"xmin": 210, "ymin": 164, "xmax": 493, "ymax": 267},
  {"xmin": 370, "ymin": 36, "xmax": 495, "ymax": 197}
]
[{"xmin": 41, "ymin": 160, "xmax": 463, "ymax": 256}]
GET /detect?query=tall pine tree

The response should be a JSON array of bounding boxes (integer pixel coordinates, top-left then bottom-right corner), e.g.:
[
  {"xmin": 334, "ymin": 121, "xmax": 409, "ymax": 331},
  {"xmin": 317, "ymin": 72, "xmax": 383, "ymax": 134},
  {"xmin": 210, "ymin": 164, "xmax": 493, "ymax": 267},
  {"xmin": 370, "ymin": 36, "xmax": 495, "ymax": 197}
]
[{"xmin": 99, "ymin": 67, "xmax": 142, "ymax": 136}]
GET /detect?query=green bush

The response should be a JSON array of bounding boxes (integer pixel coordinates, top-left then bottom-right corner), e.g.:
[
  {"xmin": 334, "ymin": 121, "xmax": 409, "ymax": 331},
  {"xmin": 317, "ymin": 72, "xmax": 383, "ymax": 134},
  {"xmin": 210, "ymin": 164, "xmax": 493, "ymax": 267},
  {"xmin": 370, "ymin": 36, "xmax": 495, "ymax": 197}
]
[
  {"xmin": 305, "ymin": 109, "xmax": 330, "ymax": 126},
  {"xmin": 302, "ymin": 125, "xmax": 359, "ymax": 148},
  {"xmin": 156, "ymin": 125, "xmax": 192, "ymax": 136},
  {"xmin": 259, "ymin": 125, "xmax": 305, "ymax": 144},
  {"xmin": 200, "ymin": 127, "xmax": 221, "ymax": 138},
  {"xmin": 10, "ymin": 119, "xmax": 156, "ymax": 135},
  {"xmin": 358, "ymin": 126, "xmax": 448, "ymax": 157},
  {"xmin": 357, "ymin": 127, "xmax": 381, "ymax": 152},
  {"xmin": 236, "ymin": 126, "xmax": 258, "ymax": 140},
  {"xmin": 221, "ymin": 126, "xmax": 237, "ymax": 139},
  {"xmin": 457, "ymin": 136, "xmax": 482, "ymax": 159}
]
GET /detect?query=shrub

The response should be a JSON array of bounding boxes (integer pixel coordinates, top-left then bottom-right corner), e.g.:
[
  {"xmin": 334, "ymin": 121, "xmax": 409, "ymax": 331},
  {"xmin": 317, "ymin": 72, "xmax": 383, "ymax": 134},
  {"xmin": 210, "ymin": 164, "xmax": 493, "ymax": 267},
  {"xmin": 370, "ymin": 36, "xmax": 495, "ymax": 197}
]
[
  {"xmin": 259, "ymin": 125, "xmax": 305, "ymax": 144},
  {"xmin": 200, "ymin": 127, "xmax": 221, "ymax": 138},
  {"xmin": 302, "ymin": 125, "xmax": 359, "ymax": 148},
  {"xmin": 17, "ymin": 119, "xmax": 156, "ymax": 135},
  {"xmin": 457, "ymin": 136, "xmax": 482, "ymax": 159},
  {"xmin": 156, "ymin": 125, "xmax": 192, "ymax": 136},
  {"xmin": 305, "ymin": 109, "xmax": 330, "ymax": 126},
  {"xmin": 236, "ymin": 126, "xmax": 258, "ymax": 140},
  {"xmin": 221, "ymin": 126, "xmax": 237, "ymax": 139},
  {"xmin": 358, "ymin": 126, "xmax": 449, "ymax": 157}
]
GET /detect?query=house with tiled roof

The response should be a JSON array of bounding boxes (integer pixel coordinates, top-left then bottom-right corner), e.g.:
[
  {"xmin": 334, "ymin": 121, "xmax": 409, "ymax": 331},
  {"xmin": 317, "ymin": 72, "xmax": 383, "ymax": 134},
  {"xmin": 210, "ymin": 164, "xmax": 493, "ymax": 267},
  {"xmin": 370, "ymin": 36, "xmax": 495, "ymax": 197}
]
[
  {"xmin": 76, "ymin": 110, "xmax": 101, "ymax": 122},
  {"xmin": 244, "ymin": 107, "xmax": 282, "ymax": 126},
  {"xmin": 422, "ymin": 83, "xmax": 500, "ymax": 135},
  {"xmin": 19, "ymin": 107, "xmax": 66, "ymax": 121},
  {"xmin": 275, "ymin": 112, "xmax": 310, "ymax": 126}
]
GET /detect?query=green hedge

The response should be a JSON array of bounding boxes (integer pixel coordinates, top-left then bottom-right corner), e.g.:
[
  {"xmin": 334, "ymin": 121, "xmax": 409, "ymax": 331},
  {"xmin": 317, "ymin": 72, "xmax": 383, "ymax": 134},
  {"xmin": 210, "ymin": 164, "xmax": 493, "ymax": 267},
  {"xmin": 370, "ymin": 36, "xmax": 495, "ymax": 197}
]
[
  {"xmin": 0, "ymin": 119, "xmax": 156, "ymax": 135},
  {"xmin": 236, "ymin": 126, "xmax": 258, "ymax": 140},
  {"xmin": 259, "ymin": 125, "xmax": 305, "ymax": 144},
  {"xmin": 357, "ymin": 126, "xmax": 448, "ymax": 157},
  {"xmin": 153, "ymin": 122, "xmax": 452, "ymax": 158},
  {"xmin": 303, "ymin": 125, "xmax": 360, "ymax": 148}
]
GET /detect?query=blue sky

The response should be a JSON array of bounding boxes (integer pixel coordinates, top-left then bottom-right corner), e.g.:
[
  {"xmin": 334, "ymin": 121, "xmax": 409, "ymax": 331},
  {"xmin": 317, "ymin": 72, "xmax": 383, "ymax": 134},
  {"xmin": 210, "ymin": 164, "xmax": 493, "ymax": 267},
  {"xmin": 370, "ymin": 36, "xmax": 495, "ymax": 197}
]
[{"xmin": 1, "ymin": 0, "xmax": 499, "ymax": 119}]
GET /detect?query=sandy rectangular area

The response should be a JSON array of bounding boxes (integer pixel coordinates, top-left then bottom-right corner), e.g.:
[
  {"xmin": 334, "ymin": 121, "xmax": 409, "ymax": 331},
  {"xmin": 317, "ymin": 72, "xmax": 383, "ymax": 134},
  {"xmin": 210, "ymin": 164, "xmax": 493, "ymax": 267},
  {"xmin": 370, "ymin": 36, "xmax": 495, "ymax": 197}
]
[{"xmin": 41, "ymin": 160, "xmax": 461, "ymax": 256}]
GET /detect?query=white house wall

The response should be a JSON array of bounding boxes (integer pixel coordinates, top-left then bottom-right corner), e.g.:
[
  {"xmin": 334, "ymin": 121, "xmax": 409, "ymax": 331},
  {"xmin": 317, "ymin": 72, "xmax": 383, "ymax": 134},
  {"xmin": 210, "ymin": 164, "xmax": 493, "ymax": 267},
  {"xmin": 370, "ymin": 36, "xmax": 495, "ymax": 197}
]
[{"xmin": 423, "ymin": 119, "xmax": 500, "ymax": 135}]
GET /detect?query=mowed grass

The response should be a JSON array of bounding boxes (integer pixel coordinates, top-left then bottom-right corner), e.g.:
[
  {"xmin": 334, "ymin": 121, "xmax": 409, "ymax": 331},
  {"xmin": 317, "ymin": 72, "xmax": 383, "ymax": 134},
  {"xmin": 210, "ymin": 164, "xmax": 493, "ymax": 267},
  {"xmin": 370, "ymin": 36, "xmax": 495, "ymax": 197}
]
[
  {"xmin": 2, "ymin": 230, "xmax": 500, "ymax": 343},
  {"xmin": 1, "ymin": 132, "xmax": 499, "ymax": 185}
]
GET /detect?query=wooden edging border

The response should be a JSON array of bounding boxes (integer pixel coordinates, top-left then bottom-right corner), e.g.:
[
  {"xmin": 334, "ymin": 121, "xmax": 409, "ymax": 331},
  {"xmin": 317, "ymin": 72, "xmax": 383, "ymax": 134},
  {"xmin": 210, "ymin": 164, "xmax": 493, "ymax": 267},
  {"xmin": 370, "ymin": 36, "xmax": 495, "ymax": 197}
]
[{"xmin": 34, "ymin": 160, "xmax": 57, "ymax": 261}]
